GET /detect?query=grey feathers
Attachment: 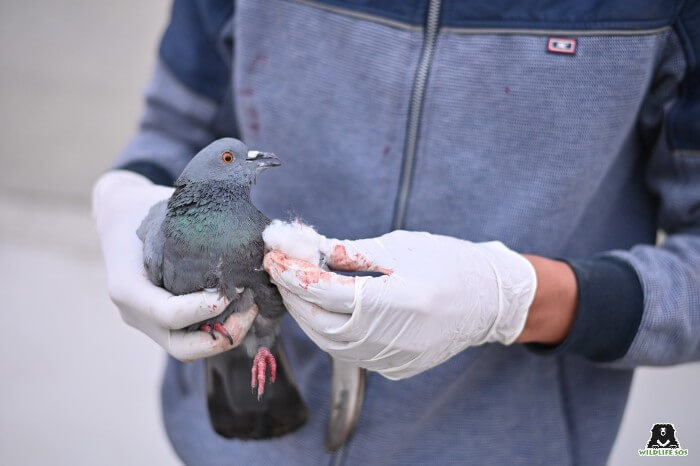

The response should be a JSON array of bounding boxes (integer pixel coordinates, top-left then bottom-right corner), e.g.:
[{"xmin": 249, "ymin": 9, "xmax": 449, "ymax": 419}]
[{"xmin": 137, "ymin": 199, "xmax": 168, "ymax": 286}]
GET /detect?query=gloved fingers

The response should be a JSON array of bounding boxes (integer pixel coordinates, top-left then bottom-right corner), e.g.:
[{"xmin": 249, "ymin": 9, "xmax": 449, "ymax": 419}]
[
  {"xmin": 264, "ymin": 250, "xmax": 358, "ymax": 314},
  {"xmin": 276, "ymin": 281, "xmax": 386, "ymax": 351},
  {"xmin": 94, "ymin": 170, "xmax": 153, "ymax": 193},
  {"xmin": 293, "ymin": 318, "xmax": 353, "ymax": 355},
  {"xmin": 319, "ymin": 236, "xmax": 395, "ymax": 274},
  {"xmin": 275, "ymin": 285, "xmax": 351, "ymax": 336},
  {"xmin": 376, "ymin": 363, "xmax": 422, "ymax": 381},
  {"xmin": 165, "ymin": 304, "xmax": 258, "ymax": 361},
  {"xmin": 274, "ymin": 285, "xmax": 391, "ymax": 359},
  {"xmin": 139, "ymin": 185, "xmax": 176, "ymax": 209},
  {"xmin": 92, "ymin": 171, "xmax": 146, "ymax": 217},
  {"xmin": 94, "ymin": 169, "xmax": 173, "ymax": 197},
  {"xmin": 275, "ymin": 286, "xmax": 357, "ymax": 354},
  {"xmin": 298, "ymin": 324, "xmax": 418, "ymax": 368},
  {"xmin": 92, "ymin": 170, "xmax": 173, "ymax": 225},
  {"xmin": 150, "ymin": 288, "xmax": 231, "ymax": 330}
]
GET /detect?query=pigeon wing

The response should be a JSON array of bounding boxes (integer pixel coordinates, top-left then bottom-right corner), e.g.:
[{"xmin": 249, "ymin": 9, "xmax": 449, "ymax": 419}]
[{"xmin": 136, "ymin": 199, "xmax": 168, "ymax": 286}]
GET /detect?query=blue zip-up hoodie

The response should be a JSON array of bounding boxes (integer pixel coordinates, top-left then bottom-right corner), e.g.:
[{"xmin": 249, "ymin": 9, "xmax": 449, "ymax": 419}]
[{"xmin": 115, "ymin": 1, "xmax": 700, "ymax": 464}]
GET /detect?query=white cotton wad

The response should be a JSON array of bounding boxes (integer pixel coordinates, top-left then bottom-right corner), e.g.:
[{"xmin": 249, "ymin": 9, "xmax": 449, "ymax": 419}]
[{"xmin": 262, "ymin": 219, "xmax": 323, "ymax": 265}]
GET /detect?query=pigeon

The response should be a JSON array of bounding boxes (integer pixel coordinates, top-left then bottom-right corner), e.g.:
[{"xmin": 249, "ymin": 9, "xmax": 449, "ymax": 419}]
[{"xmin": 136, "ymin": 138, "xmax": 307, "ymax": 440}]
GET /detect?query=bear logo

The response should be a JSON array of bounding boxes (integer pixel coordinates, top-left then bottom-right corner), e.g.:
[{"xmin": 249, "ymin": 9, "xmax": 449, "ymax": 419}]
[{"xmin": 646, "ymin": 424, "xmax": 681, "ymax": 449}]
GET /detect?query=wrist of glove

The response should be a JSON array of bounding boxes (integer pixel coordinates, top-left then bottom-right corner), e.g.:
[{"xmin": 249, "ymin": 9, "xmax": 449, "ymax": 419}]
[
  {"xmin": 92, "ymin": 170, "xmax": 257, "ymax": 361},
  {"xmin": 263, "ymin": 228, "xmax": 536, "ymax": 380}
]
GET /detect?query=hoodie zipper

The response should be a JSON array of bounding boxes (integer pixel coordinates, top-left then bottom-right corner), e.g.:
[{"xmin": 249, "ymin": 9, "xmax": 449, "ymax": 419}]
[
  {"xmin": 391, "ymin": 0, "xmax": 443, "ymax": 230},
  {"xmin": 329, "ymin": 443, "xmax": 347, "ymax": 466},
  {"xmin": 327, "ymin": 4, "xmax": 443, "ymax": 466}
]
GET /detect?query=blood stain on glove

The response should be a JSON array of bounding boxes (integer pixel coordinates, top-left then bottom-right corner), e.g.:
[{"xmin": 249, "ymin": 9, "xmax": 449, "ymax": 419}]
[
  {"xmin": 265, "ymin": 251, "xmax": 353, "ymax": 289},
  {"xmin": 330, "ymin": 245, "xmax": 393, "ymax": 275},
  {"xmin": 295, "ymin": 267, "xmax": 353, "ymax": 290}
]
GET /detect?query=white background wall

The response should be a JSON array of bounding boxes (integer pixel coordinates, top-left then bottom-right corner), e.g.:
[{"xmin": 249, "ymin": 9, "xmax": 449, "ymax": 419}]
[{"xmin": 0, "ymin": 1, "xmax": 697, "ymax": 464}]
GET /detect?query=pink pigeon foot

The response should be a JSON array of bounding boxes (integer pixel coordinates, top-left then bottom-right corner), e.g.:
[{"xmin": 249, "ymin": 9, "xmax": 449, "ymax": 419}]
[
  {"xmin": 198, "ymin": 323, "xmax": 234, "ymax": 345},
  {"xmin": 251, "ymin": 347, "xmax": 277, "ymax": 400},
  {"xmin": 199, "ymin": 324, "xmax": 215, "ymax": 340},
  {"xmin": 213, "ymin": 322, "xmax": 234, "ymax": 345}
]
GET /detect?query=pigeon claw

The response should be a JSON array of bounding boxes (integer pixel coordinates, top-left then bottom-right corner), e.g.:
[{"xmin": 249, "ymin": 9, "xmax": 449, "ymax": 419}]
[
  {"xmin": 198, "ymin": 324, "xmax": 216, "ymax": 340},
  {"xmin": 251, "ymin": 347, "xmax": 277, "ymax": 401},
  {"xmin": 213, "ymin": 323, "xmax": 234, "ymax": 345}
]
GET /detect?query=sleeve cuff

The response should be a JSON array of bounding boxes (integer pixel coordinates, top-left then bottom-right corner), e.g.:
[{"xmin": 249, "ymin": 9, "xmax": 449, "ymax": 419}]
[
  {"xmin": 118, "ymin": 160, "xmax": 175, "ymax": 186},
  {"xmin": 527, "ymin": 256, "xmax": 644, "ymax": 362}
]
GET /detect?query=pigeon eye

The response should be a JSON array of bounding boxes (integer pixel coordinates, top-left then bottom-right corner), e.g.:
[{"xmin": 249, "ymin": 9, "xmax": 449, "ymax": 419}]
[{"xmin": 221, "ymin": 152, "xmax": 234, "ymax": 163}]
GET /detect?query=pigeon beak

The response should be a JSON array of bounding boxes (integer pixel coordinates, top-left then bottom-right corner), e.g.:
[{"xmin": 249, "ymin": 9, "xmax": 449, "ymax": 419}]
[{"xmin": 247, "ymin": 151, "xmax": 281, "ymax": 169}]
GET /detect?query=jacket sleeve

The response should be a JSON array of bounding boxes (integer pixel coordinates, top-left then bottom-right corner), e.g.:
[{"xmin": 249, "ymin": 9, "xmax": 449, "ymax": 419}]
[
  {"xmin": 113, "ymin": 0, "xmax": 236, "ymax": 186},
  {"xmin": 530, "ymin": 4, "xmax": 700, "ymax": 367}
]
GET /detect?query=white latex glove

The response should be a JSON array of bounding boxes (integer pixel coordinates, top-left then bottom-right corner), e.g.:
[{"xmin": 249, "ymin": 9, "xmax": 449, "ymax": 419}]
[
  {"xmin": 92, "ymin": 170, "xmax": 258, "ymax": 361},
  {"xmin": 263, "ymin": 230, "xmax": 536, "ymax": 380}
]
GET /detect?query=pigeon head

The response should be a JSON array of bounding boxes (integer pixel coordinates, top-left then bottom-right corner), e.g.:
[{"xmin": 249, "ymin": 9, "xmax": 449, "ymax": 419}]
[{"xmin": 176, "ymin": 138, "xmax": 280, "ymax": 186}]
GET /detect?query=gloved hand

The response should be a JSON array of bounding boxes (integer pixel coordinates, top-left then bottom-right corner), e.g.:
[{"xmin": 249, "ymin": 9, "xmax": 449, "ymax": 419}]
[
  {"xmin": 92, "ymin": 170, "xmax": 258, "ymax": 361},
  {"xmin": 263, "ymin": 230, "xmax": 537, "ymax": 380}
]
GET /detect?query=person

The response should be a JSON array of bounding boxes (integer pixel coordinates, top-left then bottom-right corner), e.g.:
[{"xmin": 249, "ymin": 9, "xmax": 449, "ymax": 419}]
[{"xmin": 92, "ymin": 1, "xmax": 700, "ymax": 464}]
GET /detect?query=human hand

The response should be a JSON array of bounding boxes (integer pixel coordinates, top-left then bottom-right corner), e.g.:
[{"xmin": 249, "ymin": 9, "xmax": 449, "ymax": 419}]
[
  {"xmin": 263, "ymin": 229, "xmax": 537, "ymax": 380},
  {"xmin": 92, "ymin": 170, "xmax": 258, "ymax": 361}
]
